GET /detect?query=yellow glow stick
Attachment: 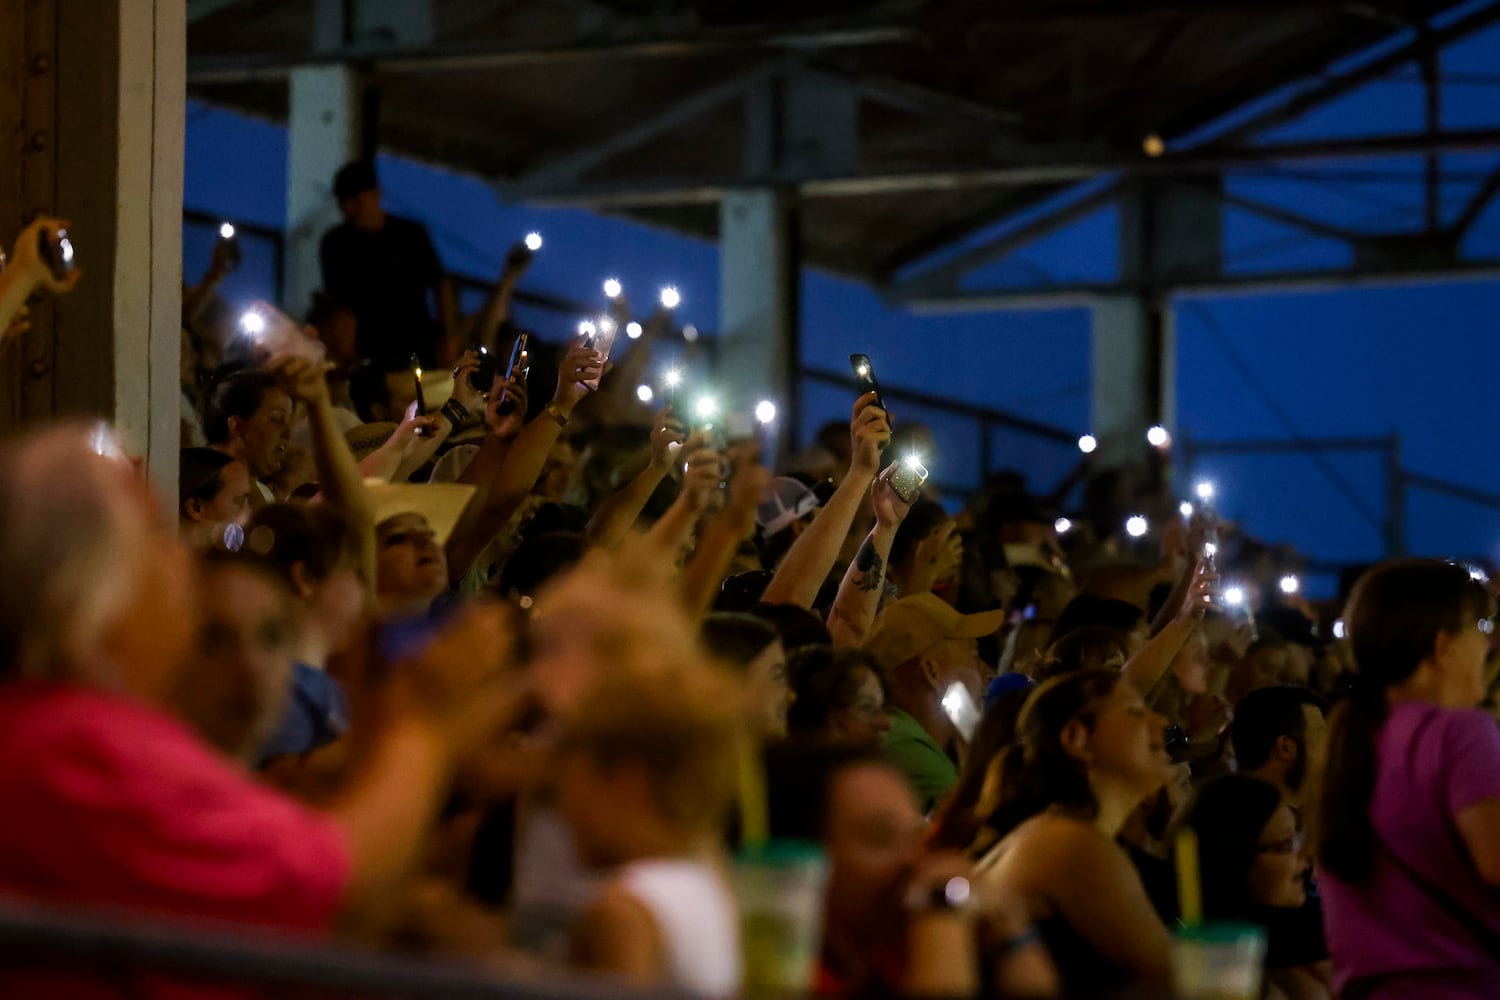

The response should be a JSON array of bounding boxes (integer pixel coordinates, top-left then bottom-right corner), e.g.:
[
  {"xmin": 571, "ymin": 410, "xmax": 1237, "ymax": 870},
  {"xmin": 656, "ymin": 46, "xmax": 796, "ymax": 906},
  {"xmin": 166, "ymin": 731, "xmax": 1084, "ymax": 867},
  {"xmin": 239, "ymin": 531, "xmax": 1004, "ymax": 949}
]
[{"xmin": 1175, "ymin": 826, "xmax": 1203, "ymax": 929}]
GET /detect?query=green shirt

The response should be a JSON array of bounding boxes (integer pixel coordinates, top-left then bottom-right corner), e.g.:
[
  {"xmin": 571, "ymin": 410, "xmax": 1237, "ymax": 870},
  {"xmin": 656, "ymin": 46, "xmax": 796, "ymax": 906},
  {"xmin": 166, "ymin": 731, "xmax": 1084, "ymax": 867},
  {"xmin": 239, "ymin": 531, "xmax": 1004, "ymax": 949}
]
[{"xmin": 883, "ymin": 708, "xmax": 958, "ymax": 814}]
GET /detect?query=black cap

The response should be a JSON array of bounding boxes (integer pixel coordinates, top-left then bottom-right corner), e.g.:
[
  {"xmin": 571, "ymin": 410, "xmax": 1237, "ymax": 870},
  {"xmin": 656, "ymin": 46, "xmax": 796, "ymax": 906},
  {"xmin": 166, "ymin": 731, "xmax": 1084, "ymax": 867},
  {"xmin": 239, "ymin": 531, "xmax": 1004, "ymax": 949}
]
[{"xmin": 333, "ymin": 160, "xmax": 378, "ymax": 201}]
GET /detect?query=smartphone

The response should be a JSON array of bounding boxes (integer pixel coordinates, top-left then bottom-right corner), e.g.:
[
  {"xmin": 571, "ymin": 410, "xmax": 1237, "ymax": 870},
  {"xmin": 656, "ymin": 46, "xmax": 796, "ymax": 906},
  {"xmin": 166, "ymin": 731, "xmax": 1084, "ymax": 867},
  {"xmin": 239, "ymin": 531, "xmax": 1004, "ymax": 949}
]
[
  {"xmin": 495, "ymin": 331, "xmax": 531, "ymax": 415},
  {"xmin": 942, "ymin": 683, "xmax": 981, "ymax": 743},
  {"xmin": 890, "ymin": 456, "xmax": 929, "ymax": 503},
  {"xmin": 506, "ymin": 242, "xmax": 534, "ymax": 271},
  {"xmin": 849, "ymin": 353, "xmax": 889, "ymax": 417},
  {"xmin": 216, "ymin": 223, "xmax": 242, "ymax": 271},
  {"xmin": 582, "ymin": 322, "xmax": 617, "ymax": 392},
  {"xmin": 38, "ymin": 226, "xmax": 75, "ymax": 282},
  {"xmin": 470, "ymin": 345, "xmax": 498, "ymax": 393},
  {"xmin": 238, "ymin": 299, "xmax": 325, "ymax": 363}
]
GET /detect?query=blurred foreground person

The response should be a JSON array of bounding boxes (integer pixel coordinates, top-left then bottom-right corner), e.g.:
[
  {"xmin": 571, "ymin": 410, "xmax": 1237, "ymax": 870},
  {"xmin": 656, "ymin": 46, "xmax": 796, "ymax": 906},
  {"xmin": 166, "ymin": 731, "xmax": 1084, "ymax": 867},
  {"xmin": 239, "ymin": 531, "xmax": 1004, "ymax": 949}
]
[
  {"xmin": 1312, "ymin": 559, "xmax": 1500, "ymax": 998},
  {"xmin": 766, "ymin": 743, "xmax": 1058, "ymax": 998},
  {"xmin": 0, "ymin": 424, "xmax": 521, "ymax": 992}
]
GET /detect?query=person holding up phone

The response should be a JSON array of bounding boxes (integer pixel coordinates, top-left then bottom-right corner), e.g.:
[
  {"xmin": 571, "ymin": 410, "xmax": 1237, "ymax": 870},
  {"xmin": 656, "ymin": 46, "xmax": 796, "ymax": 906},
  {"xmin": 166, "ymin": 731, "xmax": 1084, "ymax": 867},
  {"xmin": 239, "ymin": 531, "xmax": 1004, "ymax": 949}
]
[
  {"xmin": 0, "ymin": 215, "xmax": 81, "ymax": 348},
  {"xmin": 862, "ymin": 593, "xmax": 1008, "ymax": 813}
]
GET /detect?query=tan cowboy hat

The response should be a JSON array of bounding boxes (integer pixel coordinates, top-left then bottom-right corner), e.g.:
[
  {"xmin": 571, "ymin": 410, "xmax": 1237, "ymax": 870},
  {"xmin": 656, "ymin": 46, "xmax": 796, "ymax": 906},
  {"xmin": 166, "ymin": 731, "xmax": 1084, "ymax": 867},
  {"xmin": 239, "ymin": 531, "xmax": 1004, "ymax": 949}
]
[{"xmin": 364, "ymin": 478, "xmax": 475, "ymax": 545}]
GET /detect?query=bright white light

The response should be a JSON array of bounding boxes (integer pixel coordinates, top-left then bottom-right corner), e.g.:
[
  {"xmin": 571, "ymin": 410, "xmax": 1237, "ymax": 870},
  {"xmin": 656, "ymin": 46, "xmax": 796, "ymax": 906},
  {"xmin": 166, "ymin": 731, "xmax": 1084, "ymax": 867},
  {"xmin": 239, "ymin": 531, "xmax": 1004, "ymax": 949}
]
[
  {"xmin": 1280, "ymin": 575, "xmax": 1301, "ymax": 595},
  {"xmin": 89, "ymin": 421, "xmax": 124, "ymax": 460},
  {"xmin": 1195, "ymin": 480, "xmax": 1216, "ymax": 501},
  {"xmin": 1224, "ymin": 586, "xmax": 1246, "ymax": 607},
  {"xmin": 659, "ymin": 286, "xmax": 681, "ymax": 310},
  {"xmin": 636, "ymin": 385, "xmax": 653, "ymax": 403},
  {"xmin": 1204, "ymin": 542, "xmax": 1218, "ymax": 558},
  {"xmin": 598, "ymin": 315, "xmax": 616, "ymax": 335},
  {"xmin": 218, "ymin": 222, "xmax": 235, "ymax": 240},
  {"xmin": 238, "ymin": 310, "xmax": 266, "ymax": 336},
  {"xmin": 1469, "ymin": 565, "xmax": 1490, "ymax": 584},
  {"xmin": 904, "ymin": 453, "xmax": 925, "ymax": 470},
  {"xmin": 663, "ymin": 369, "xmax": 682, "ymax": 389},
  {"xmin": 1332, "ymin": 619, "xmax": 1346, "ymax": 639},
  {"xmin": 1078, "ymin": 434, "xmax": 1098, "ymax": 454},
  {"xmin": 626, "ymin": 321, "xmax": 643, "ymax": 340},
  {"xmin": 755, "ymin": 400, "xmax": 777, "ymax": 424},
  {"xmin": 603, "ymin": 278, "xmax": 623, "ymax": 299},
  {"xmin": 1055, "ymin": 517, "xmax": 1073, "ymax": 535},
  {"xmin": 1179, "ymin": 501, "xmax": 1194, "ymax": 518},
  {"xmin": 694, "ymin": 396, "xmax": 718, "ymax": 420},
  {"xmin": 524, "ymin": 232, "xmax": 543, "ymax": 251},
  {"xmin": 1125, "ymin": 515, "xmax": 1149, "ymax": 538},
  {"xmin": 856, "ymin": 362, "xmax": 870, "ymax": 377},
  {"xmin": 578, "ymin": 319, "xmax": 597, "ymax": 338},
  {"xmin": 1146, "ymin": 425, "xmax": 1170, "ymax": 448},
  {"xmin": 682, "ymin": 324, "xmax": 699, "ymax": 343}
]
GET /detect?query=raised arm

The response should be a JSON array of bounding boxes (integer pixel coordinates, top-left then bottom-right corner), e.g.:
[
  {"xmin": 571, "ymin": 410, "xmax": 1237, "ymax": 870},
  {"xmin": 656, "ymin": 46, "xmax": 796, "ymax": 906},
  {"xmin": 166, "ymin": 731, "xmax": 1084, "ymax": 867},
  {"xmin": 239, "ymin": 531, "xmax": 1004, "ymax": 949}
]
[
  {"xmin": 474, "ymin": 248, "xmax": 529, "ymax": 353},
  {"xmin": 587, "ymin": 408, "xmax": 684, "ymax": 549},
  {"xmin": 761, "ymin": 393, "xmax": 890, "ymax": 608},
  {"xmin": 0, "ymin": 216, "xmax": 81, "ymax": 349},
  {"xmin": 678, "ymin": 462, "xmax": 771, "ymax": 622},
  {"xmin": 272, "ymin": 355, "xmax": 378, "ymax": 598},
  {"xmin": 827, "ymin": 464, "xmax": 913, "ymax": 647},
  {"xmin": 183, "ymin": 235, "xmax": 236, "ymax": 330},
  {"xmin": 642, "ymin": 439, "xmax": 727, "ymax": 564},
  {"xmin": 445, "ymin": 341, "xmax": 601, "ymax": 583}
]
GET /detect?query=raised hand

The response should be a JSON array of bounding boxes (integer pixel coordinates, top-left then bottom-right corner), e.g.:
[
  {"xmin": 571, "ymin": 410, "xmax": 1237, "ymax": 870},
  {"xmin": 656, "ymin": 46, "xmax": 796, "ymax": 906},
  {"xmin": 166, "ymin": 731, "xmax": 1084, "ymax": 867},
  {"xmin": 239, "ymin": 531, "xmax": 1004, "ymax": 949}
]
[
  {"xmin": 850, "ymin": 391, "xmax": 892, "ymax": 478},
  {"xmin": 269, "ymin": 355, "xmax": 332, "ymax": 407},
  {"xmin": 873, "ymin": 462, "xmax": 917, "ymax": 529},
  {"xmin": 650, "ymin": 407, "xmax": 687, "ymax": 470},
  {"xmin": 8, "ymin": 216, "xmax": 82, "ymax": 297},
  {"xmin": 553, "ymin": 340, "xmax": 604, "ymax": 413},
  {"xmin": 449, "ymin": 350, "xmax": 486, "ymax": 414}
]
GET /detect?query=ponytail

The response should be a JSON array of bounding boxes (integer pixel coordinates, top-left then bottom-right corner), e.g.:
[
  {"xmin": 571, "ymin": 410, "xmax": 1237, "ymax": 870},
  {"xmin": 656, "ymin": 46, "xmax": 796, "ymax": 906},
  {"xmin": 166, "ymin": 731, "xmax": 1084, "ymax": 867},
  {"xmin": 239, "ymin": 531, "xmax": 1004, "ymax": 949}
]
[{"xmin": 1310, "ymin": 691, "xmax": 1387, "ymax": 882}]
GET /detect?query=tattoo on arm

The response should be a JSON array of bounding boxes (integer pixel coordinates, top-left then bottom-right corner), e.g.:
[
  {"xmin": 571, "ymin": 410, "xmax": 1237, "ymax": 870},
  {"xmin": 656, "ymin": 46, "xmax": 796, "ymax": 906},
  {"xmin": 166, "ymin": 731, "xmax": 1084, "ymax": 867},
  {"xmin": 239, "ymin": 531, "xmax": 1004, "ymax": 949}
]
[{"xmin": 854, "ymin": 538, "xmax": 884, "ymax": 593}]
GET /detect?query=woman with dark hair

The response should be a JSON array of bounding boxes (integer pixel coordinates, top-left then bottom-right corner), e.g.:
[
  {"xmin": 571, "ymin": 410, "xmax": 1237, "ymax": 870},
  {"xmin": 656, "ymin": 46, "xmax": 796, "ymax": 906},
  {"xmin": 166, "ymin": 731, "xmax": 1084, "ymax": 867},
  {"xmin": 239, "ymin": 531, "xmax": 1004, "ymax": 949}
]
[
  {"xmin": 785, "ymin": 646, "xmax": 890, "ymax": 748},
  {"xmin": 1050, "ymin": 594, "xmax": 1148, "ymax": 652},
  {"xmin": 1310, "ymin": 559, "xmax": 1500, "ymax": 997},
  {"xmin": 701, "ymin": 611, "xmax": 792, "ymax": 738},
  {"xmin": 971, "ymin": 668, "xmax": 1174, "ymax": 992},
  {"xmin": 1177, "ymin": 775, "xmax": 1330, "ymax": 999},
  {"xmin": 1034, "ymin": 624, "xmax": 1129, "ymax": 683},
  {"xmin": 178, "ymin": 447, "xmax": 252, "ymax": 552},
  {"xmin": 765, "ymin": 742, "xmax": 1057, "ymax": 999},
  {"xmin": 928, "ymin": 683, "xmax": 1033, "ymax": 854},
  {"xmin": 242, "ymin": 503, "xmax": 366, "ymax": 763}
]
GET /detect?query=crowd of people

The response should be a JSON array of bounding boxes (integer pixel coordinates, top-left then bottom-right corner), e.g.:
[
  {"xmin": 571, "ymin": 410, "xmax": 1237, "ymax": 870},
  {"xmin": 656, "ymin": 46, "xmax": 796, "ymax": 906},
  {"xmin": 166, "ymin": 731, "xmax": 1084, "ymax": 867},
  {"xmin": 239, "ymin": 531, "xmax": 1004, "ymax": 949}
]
[{"xmin": 0, "ymin": 159, "xmax": 1498, "ymax": 1000}]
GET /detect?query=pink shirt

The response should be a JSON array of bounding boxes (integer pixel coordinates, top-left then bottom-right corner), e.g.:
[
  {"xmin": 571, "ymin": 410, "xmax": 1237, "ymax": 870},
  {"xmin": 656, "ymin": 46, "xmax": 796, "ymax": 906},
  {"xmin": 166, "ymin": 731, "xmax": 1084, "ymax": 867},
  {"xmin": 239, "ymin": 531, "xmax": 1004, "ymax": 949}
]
[
  {"xmin": 0, "ymin": 681, "xmax": 351, "ymax": 994},
  {"xmin": 1318, "ymin": 701, "xmax": 1500, "ymax": 998}
]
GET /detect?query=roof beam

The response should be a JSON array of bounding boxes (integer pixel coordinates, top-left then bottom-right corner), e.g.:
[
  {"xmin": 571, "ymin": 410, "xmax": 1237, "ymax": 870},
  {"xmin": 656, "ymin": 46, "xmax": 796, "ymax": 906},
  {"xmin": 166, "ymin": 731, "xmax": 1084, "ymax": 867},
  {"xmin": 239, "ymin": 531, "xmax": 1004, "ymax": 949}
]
[
  {"xmin": 893, "ymin": 257, "xmax": 1500, "ymax": 313},
  {"xmin": 1219, "ymin": 191, "xmax": 1361, "ymax": 243},
  {"xmin": 515, "ymin": 128, "xmax": 1500, "ymax": 207},
  {"xmin": 1200, "ymin": 0, "xmax": 1500, "ymax": 146},
  {"xmin": 1451, "ymin": 159, "xmax": 1500, "ymax": 238},
  {"xmin": 187, "ymin": 24, "xmax": 918, "ymax": 83}
]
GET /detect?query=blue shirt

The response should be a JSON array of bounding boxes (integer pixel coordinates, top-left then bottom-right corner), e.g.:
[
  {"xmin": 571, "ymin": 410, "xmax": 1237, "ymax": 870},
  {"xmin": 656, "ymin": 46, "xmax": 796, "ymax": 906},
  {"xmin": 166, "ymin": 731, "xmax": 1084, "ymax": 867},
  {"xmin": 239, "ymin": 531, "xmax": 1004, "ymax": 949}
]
[{"xmin": 258, "ymin": 663, "xmax": 351, "ymax": 763}]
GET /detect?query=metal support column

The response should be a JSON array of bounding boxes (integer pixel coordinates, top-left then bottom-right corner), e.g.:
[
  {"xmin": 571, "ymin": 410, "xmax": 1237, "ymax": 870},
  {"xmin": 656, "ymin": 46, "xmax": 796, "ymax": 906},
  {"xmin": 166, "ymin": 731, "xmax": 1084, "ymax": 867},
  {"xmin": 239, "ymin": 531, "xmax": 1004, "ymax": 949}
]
[{"xmin": 0, "ymin": 0, "xmax": 185, "ymax": 496}]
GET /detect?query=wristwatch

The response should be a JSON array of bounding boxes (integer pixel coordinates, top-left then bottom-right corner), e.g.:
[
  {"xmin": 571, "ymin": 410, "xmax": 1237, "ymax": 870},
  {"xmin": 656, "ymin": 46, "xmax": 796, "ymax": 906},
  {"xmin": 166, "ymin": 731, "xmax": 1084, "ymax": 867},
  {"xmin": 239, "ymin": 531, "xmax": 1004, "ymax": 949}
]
[
  {"xmin": 544, "ymin": 403, "xmax": 570, "ymax": 427},
  {"xmin": 440, "ymin": 398, "xmax": 470, "ymax": 431}
]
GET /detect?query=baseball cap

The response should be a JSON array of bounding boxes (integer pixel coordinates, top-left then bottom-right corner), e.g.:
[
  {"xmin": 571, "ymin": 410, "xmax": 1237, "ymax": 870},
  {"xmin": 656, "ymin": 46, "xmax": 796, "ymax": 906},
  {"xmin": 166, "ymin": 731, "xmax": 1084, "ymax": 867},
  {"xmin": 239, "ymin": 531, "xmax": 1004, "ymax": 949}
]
[
  {"xmin": 757, "ymin": 476, "xmax": 821, "ymax": 537},
  {"xmin": 864, "ymin": 592, "xmax": 1008, "ymax": 673}
]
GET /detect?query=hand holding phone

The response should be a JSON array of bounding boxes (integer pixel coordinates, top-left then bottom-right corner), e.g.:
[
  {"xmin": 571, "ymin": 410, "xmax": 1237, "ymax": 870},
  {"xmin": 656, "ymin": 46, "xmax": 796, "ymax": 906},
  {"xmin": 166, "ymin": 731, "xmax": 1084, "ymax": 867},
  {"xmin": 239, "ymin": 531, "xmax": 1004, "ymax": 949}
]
[
  {"xmin": 580, "ymin": 320, "xmax": 617, "ymax": 392},
  {"xmin": 238, "ymin": 300, "xmax": 325, "ymax": 363},
  {"xmin": 889, "ymin": 454, "xmax": 929, "ymax": 504},
  {"xmin": 214, "ymin": 223, "xmax": 241, "ymax": 274},
  {"xmin": 849, "ymin": 353, "xmax": 890, "ymax": 420}
]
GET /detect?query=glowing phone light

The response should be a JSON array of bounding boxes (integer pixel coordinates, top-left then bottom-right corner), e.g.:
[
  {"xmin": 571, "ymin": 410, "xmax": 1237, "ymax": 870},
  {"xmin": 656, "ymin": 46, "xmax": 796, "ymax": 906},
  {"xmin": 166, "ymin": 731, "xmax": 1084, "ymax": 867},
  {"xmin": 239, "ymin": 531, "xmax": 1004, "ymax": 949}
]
[
  {"xmin": 524, "ymin": 232, "xmax": 543, "ymax": 252},
  {"xmin": 1224, "ymin": 586, "xmax": 1246, "ymax": 607},
  {"xmin": 1125, "ymin": 515, "xmax": 1149, "ymax": 538},
  {"xmin": 1055, "ymin": 517, "xmax": 1073, "ymax": 535},
  {"xmin": 663, "ymin": 368, "xmax": 683, "ymax": 389},
  {"xmin": 626, "ymin": 322, "xmax": 643, "ymax": 340},
  {"xmin": 694, "ymin": 396, "xmax": 718, "ymax": 421},
  {"xmin": 603, "ymin": 278, "xmax": 623, "ymax": 299},
  {"xmin": 636, "ymin": 385, "xmax": 654, "ymax": 403},
  {"xmin": 578, "ymin": 319, "xmax": 597, "ymax": 339},
  {"xmin": 218, "ymin": 222, "xmax": 236, "ymax": 240},
  {"xmin": 1078, "ymin": 434, "xmax": 1098, "ymax": 455},
  {"xmin": 1179, "ymin": 501, "xmax": 1194, "ymax": 518},
  {"xmin": 1195, "ymin": 480, "xmax": 1216, "ymax": 501},
  {"xmin": 239, "ymin": 310, "xmax": 266, "ymax": 337},
  {"xmin": 755, "ymin": 400, "xmax": 777, "ymax": 424},
  {"xmin": 659, "ymin": 286, "xmax": 681, "ymax": 310},
  {"xmin": 1279, "ymin": 575, "xmax": 1300, "ymax": 596},
  {"xmin": 1146, "ymin": 425, "xmax": 1170, "ymax": 448}
]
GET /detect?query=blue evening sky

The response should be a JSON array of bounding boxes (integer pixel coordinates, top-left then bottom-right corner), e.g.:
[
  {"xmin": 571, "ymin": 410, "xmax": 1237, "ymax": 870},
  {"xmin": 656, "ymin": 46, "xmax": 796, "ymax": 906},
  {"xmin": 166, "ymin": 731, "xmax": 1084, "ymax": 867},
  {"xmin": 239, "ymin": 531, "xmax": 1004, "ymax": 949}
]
[{"xmin": 183, "ymin": 18, "xmax": 1500, "ymax": 597}]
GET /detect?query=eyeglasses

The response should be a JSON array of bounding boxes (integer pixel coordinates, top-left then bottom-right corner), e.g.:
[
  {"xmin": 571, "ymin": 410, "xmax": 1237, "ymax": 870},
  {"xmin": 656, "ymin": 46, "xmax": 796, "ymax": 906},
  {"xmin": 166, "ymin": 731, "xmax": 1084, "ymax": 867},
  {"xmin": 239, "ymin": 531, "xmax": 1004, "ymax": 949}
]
[{"xmin": 1255, "ymin": 831, "xmax": 1305, "ymax": 856}]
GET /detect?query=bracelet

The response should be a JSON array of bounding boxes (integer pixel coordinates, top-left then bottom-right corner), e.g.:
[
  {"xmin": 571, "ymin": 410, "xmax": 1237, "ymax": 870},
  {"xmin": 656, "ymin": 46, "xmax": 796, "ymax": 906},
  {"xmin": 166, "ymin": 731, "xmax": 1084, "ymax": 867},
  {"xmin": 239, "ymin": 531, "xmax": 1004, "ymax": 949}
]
[
  {"xmin": 544, "ymin": 403, "xmax": 570, "ymax": 427},
  {"xmin": 440, "ymin": 398, "xmax": 469, "ymax": 431}
]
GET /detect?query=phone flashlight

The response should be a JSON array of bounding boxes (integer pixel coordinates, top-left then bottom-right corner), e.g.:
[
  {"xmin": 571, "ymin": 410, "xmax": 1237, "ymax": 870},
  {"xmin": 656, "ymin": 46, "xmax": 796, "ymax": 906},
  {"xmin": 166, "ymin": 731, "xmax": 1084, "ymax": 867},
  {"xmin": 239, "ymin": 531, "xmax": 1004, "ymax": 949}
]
[
  {"xmin": 1195, "ymin": 480, "xmax": 1216, "ymax": 502},
  {"xmin": 218, "ymin": 223, "xmax": 235, "ymax": 240},
  {"xmin": 38, "ymin": 226, "xmax": 75, "ymax": 282},
  {"xmin": 1223, "ymin": 585, "xmax": 1246, "ymax": 608},
  {"xmin": 1146, "ymin": 425, "xmax": 1170, "ymax": 448},
  {"xmin": 1333, "ymin": 619, "xmax": 1347, "ymax": 640},
  {"xmin": 238, "ymin": 309, "xmax": 266, "ymax": 338},
  {"xmin": 1279, "ymin": 575, "xmax": 1300, "ymax": 596},
  {"xmin": 659, "ymin": 286, "xmax": 681, "ymax": 310},
  {"xmin": 890, "ymin": 454, "xmax": 929, "ymax": 503},
  {"xmin": 603, "ymin": 278, "xmax": 622, "ymax": 299},
  {"xmin": 1125, "ymin": 515, "xmax": 1149, "ymax": 538},
  {"xmin": 682, "ymin": 324, "xmax": 699, "ymax": 343},
  {"xmin": 662, "ymin": 368, "xmax": 683, "ymax": 409},
  {"xmin": 694, "ymin": 396, "xmax": 719, "ymax": 423},
  {"xmin": 941, "ymin": 683, "xmax": 980, "ymax": 743},
  {"xmin": 578, "ymin": 319, "xmax": 597, "ymax": 340},
  {"xmin": 754, "ymin": 400, "xmax": 777, "ymax": 425},
  {"xmin": 1179, "ymin": 501, "xmax": 1194, "ymax": 518},
  {"xmin": 637, "ymin": 385, "xmax": 654, "ymax": 403},
  {"xmin": 1078, "ymin": 434, "xmax": 1098, "ymax": 455},
  {"xmin": 627, "ymin": 322, "xmax": 643, "ymax": 340},
  {"xmin": 524, "ymin": 232, "xmax": 543, "ymax": 252},
  {"xmin": 1055, "ymin": 517, "xmax": 1073, "ymax": 535},
  {"xmin": 89, "ymin": 421, "xmax": 124, "ymax": 460}
]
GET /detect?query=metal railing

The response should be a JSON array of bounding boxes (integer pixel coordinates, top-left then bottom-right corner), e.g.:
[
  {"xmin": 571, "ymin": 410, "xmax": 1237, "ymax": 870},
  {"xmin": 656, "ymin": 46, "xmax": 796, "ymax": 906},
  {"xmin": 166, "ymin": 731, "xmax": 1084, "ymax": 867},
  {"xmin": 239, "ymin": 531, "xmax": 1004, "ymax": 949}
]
[{"xmin": 0, "ymin": 899, "xmax": 683, "ymax": 1000}]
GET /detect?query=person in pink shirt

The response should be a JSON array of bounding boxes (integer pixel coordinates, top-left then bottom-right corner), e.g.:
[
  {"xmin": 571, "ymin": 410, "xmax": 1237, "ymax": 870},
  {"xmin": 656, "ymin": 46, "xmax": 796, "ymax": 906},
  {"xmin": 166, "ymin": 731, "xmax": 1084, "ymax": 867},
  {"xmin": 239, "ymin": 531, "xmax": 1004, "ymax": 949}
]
[
  {"xmin": 0, "ymin": 424, "xmax": 520, "ymax": 990},
  {"xmin": 1312, "ymin": 559, "xmax": 1500, "ymax": 998}
]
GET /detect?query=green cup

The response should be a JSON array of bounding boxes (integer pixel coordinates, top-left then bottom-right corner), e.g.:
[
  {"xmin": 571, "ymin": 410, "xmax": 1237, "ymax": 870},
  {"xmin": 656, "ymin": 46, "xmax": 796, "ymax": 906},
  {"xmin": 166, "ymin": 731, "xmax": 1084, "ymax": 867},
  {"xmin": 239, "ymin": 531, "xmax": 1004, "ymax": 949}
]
[
  {"xmin": 1172, "ymin": 922, "xmax": 1267, "ymax": 1000},
  {"xmin": 733, "ymin": 841, "xmax": 830, "ymax": 997}
]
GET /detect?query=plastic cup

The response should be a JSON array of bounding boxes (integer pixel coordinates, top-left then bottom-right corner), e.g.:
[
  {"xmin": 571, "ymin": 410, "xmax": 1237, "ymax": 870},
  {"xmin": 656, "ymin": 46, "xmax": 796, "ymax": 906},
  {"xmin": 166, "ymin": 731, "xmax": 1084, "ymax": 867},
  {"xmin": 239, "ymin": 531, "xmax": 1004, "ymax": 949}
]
[
  {"xmin": 733, "ymin": 841, "xmax": 829, "ymax": 997},
  {"xmin": 1172, "ymin": 923, "xmax": 1267, "ymax": 1000}
]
